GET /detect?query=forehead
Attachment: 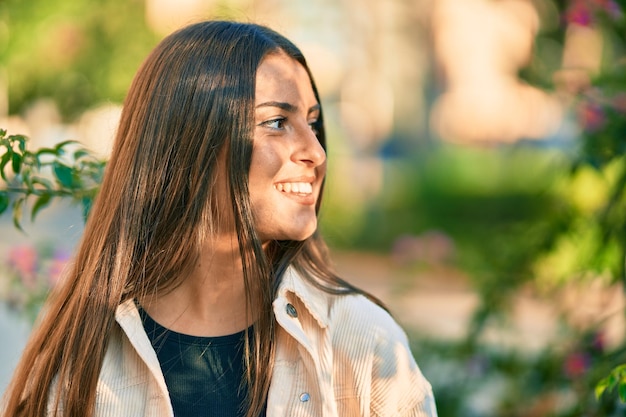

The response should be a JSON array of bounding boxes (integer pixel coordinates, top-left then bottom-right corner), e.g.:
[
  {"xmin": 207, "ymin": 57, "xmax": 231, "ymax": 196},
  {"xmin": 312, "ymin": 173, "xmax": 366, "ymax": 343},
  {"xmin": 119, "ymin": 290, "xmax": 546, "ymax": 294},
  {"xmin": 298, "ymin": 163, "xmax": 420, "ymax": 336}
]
[{"xmin": 255, "ymin": 53, "xmax": 317, "ymax": 104}]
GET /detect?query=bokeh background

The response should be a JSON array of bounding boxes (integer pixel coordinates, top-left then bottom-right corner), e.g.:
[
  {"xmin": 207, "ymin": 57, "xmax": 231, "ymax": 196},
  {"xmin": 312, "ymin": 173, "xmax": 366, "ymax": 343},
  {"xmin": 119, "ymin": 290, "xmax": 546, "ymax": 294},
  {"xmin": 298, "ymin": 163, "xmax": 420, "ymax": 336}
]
[{"xmin": 2, "ymin": 0, "xmax": 626, "ymax": 415}]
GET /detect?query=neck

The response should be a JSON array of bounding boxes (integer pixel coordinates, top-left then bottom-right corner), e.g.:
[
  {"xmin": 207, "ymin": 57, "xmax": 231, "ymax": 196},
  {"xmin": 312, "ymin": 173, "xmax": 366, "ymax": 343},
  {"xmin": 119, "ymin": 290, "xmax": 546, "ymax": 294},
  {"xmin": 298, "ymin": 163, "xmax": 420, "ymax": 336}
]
[{"xmin": 141, "ymin": 235, "xmax": 259, "ymax": 337}]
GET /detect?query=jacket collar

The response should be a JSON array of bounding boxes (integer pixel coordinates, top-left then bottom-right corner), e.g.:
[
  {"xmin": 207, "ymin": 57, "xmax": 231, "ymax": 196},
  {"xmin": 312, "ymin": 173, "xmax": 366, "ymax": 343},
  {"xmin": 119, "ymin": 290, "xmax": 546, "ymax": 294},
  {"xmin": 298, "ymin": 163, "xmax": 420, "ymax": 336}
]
[
  {"xmin": 115, "ymin": 300, "xmax": 170, "ymax": 397},
  {"xmin": 114, "ymin": 266, "xmax": 333, "ymax": 332},
  {"xmin": 275, "ymin": 266, "xmax": 332, "ymax": 329}
]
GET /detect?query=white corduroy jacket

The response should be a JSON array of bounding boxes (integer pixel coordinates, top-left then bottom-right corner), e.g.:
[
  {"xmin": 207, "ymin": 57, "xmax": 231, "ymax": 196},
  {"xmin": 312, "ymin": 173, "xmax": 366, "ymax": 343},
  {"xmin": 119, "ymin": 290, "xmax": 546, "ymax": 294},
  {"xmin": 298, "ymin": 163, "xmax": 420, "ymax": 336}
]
[{"xmin": 88, "ymin": 267, "xmax": 437, "ymax": 416}]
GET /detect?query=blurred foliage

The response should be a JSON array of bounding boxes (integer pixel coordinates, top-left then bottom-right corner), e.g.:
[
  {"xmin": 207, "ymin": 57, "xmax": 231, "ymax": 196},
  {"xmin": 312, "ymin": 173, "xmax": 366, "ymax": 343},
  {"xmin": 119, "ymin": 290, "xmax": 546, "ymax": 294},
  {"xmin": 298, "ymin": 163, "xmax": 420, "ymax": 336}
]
[
  {"xmin": 0, "ymin": 242, "xmax": 70, "ymax": 322},
  {"xmin": 323, "ymin": 0, "xmax": 626, "ymax": 412},
  {"xmin": 0, "ymin": 129, "xmax": 106, "ymax": 228},
  {"xmin": 322, "ymin": 143, "xmax": 575, "ymax": 335},
  {"xmin": 597, "ymin": 364, "xmax": 626, "ymax": 403},
  {"xmin": 411, "ymin": 328, "xmax": 626, "ymax": 417},
  {"xmin": 0, "ymin": 0, "xmax": 159, "ymax": 120}
]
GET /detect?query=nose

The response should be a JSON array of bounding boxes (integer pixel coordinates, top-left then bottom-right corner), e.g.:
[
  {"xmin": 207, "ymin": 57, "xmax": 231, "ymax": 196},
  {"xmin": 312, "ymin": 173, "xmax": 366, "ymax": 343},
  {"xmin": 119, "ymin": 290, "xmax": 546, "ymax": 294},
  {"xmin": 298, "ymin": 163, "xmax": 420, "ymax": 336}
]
[{"xmin": 293, "ymin": 123, "xmax": 326, "ymax": 167}]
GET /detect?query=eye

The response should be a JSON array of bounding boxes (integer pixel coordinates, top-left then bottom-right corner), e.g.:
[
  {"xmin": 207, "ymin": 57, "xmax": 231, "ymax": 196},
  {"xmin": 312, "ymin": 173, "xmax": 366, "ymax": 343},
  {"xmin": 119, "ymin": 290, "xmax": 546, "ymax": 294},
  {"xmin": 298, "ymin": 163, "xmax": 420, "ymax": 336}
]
[{"xmin": 261, "ymin": 117, "xmax": 286, "ymax": 130}]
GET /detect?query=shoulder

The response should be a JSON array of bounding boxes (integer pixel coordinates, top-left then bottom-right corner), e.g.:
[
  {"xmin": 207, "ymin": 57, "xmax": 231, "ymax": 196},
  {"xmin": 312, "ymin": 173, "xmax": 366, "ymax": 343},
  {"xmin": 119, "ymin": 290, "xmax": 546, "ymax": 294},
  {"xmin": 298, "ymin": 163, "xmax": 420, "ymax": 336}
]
[
  {"xmin": 329, "ymin": 294, "xmax": 437, "ymax": 415},
  {"xmin": 279, "ymin": 270, "xmax": 437, "ymax": 415},
  {"xmin": 327, "ymin": 293, "xmax": 416, "ymax": 374},
  {"xmin": 329, "ymin": 292, "xmax": 406, "ymax": 344}
]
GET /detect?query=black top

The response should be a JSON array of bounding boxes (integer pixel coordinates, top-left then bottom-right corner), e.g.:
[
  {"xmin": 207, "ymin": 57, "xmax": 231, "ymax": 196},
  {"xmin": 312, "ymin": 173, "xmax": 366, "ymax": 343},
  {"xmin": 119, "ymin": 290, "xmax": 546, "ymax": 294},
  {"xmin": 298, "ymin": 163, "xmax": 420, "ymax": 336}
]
[{"xmin": 139, "ymin": 307, "xmax": 264, "ymax": 417}]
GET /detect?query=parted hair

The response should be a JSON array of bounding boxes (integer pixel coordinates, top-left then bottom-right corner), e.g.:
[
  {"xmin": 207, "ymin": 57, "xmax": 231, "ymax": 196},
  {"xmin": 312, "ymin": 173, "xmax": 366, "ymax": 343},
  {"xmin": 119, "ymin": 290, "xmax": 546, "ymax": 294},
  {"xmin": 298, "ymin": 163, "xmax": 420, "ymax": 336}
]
[{"xmin": 1, "ymin": 20, "xmax": 377, "ymax": 417}]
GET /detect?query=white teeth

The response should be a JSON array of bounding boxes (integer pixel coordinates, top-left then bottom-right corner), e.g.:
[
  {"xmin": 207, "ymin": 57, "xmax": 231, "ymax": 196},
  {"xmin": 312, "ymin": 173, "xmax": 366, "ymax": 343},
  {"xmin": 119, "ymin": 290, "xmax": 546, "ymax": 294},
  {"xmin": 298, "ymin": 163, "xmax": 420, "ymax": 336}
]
[
  {"xmin": 301, "ymin": 183, "xmax": 312, "ymax": 193},
  {"xmin": 275, "ymin": 182, "xmax": 313, "ymax": 195}
]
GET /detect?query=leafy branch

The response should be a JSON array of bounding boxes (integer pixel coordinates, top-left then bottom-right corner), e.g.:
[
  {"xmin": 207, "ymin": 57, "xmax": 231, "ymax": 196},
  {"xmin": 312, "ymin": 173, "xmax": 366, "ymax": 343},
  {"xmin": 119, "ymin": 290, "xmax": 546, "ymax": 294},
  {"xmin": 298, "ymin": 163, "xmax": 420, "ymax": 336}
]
[
  {"xmin": 596, "ymin": 364, "xmax": 626, "ymax": 402},
  {"xmin": 0, "ymin": 129, "xmax": 106, "ymax": 229}
]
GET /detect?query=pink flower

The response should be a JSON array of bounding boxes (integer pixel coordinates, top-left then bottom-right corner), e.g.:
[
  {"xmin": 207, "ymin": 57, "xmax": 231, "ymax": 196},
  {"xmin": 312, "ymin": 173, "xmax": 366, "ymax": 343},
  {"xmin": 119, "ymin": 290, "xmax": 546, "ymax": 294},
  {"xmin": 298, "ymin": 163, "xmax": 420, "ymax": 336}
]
[
  {"xmin": 565, "ymin": 0, "xmax": 594, "ymax": 26},
  {"xmin": 577, "ymin": 100, "xmax": 606, "ymax": 132},
  {"xmin": 564, "ymin": 352, "xmax": 591, "ymax": 378},
  {"xmin": 565, "ymin": 0, "xmax": 622, "ymax": 25},
  {"xmin": 7, "ymin": 245, "xmax": 38, "ymax": 288}
]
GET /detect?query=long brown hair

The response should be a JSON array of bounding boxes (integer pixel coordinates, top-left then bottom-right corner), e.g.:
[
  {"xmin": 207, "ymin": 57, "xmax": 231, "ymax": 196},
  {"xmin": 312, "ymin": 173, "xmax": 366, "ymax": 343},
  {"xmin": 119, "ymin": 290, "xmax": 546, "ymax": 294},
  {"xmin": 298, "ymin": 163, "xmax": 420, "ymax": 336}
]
[{"xmin": 1, "ymin": 21, "xmax": 380, "ymax": 417}]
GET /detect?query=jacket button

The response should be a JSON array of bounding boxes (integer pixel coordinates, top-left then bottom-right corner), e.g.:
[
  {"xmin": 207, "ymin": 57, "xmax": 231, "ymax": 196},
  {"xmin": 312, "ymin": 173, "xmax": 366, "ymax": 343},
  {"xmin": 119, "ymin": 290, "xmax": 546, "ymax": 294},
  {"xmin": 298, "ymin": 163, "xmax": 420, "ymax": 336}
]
[
  {"xmin": 299, "ymin": 392, "xmax": 310, "ymax": 402},
  {"xmin": 286, "ymin": 303, "xmax": 298, "ymax": 318}
]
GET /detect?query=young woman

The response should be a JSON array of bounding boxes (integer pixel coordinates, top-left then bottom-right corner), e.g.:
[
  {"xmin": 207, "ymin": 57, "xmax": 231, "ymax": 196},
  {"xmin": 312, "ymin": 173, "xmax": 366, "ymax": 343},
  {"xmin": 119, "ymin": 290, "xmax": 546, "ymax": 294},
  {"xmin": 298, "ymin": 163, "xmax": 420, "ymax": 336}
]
[{"xmin": 1, "ymin": 21, "xmax": 437, "ymax": 417}]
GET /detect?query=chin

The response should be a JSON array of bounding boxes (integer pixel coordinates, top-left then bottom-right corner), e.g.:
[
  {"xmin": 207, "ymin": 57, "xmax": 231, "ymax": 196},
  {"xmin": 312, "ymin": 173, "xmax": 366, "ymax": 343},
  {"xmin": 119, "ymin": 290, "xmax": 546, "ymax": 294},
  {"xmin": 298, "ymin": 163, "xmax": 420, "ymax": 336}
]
[
  {"xmin": 290, "ymin": 231, "xmax": 315, "ymax": 242},
  {"xmin": 260, "ymin": 225, "xmax": 317, "ymax": 243},
  {"xmin": 290, "ymin": 223, "xmax": 318, "ymax": 241}
]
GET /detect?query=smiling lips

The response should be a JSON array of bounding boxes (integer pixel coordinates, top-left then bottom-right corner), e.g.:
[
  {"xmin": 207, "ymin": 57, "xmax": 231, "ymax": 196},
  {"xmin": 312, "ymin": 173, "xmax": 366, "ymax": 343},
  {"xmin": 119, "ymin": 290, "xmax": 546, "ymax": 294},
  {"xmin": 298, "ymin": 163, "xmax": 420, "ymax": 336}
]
[
  {"xmin": 274, "ymin": 182, "xmax": 313, "ymax": 194},
  {"xmin": 274, "ymin": 181, "xmax": 317, "ymax": 205}
]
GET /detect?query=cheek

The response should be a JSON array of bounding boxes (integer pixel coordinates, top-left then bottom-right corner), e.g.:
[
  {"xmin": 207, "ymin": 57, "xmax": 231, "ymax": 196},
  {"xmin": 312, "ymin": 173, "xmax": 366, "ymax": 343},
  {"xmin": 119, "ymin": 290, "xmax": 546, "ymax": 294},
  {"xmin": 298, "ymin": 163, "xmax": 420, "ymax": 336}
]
[
  {"xmin": 249, "ymin": 144, "xmax": 283, "ymax": 182},
  {"xmin": 248, "ymin": 146, "xmax": 279, "ymax": 206}
]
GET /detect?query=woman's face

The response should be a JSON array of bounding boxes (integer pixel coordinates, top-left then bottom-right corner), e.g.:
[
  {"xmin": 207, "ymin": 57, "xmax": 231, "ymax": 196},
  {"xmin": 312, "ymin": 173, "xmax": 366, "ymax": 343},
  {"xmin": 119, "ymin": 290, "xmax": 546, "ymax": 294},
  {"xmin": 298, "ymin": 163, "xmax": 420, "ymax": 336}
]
[{"xmin": 249, "ymin": 52, "xmax": 327, "ymax": 242}]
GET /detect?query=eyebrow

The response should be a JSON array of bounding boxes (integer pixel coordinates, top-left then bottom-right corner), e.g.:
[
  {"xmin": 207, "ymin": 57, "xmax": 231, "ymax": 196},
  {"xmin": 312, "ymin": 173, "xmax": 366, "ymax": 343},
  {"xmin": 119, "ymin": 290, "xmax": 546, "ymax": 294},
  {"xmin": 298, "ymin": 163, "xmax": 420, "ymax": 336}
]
[{"xmin": 256, "ymin": 101, "xmax": 321, "ymax": 115}]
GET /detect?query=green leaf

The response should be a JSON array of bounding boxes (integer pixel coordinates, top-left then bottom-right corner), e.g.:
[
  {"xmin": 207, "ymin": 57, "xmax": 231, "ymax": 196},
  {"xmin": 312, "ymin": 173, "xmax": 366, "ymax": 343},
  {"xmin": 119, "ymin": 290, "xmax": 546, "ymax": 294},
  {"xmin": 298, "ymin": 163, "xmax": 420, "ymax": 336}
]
[
  {"xmin": 596, "ymin": 364, "xmax": 626, "ymax": 401},
  {"xmin": 0, "ymin": 152, "xmax": 10, "ymax": 181},
  {"xmin": 31, "ymin": 193, "xmax": 52, "ymax": 221},
  {"xmin": 616, "ymin": 364, "xmax": 626, "ymax": 374},
  {"xmin": 16, "ymin": 135, "xmax": 27, "ymax": 153},
  {"xmin": 0, "ymin": 191, "xmax": 9, "ymax": 214},
  {"xmin": 22, "ymin": 168, "xmax": 34, "ymax": 192},
  {"xmin": 36, "ymin": 147, "xmax": 60, "ymax": 157},
  {"xmin": 619, "ymin": 382, "xmax": 626, "ymax": 403},
  {"xmin": 596, "ymin": 379, "xmax": 609, "ymax": 400},
  {"xmin": 31, "ymin": 177, "xmax": 53, "ymax": 190},
  {"xmin": 53, "ymin": 161, "xmax": 74, "ymax": 188},
  {"xmin": 81, "ymin": 196, "xmax": 94, "ymax": 222},
  {"xmin": 54, "ymin": 140, "xmax": 79, "ymax": 155},
  {"xmin": 12, "ymin": 153, "xmax": 22, "ymax": 174},
  {"xmin": 73, "ymin": 149, "xmax": 90, "ymax": 160},
  {"xmin": 609, "ymin": 372, "xmax": 619, "ymax": 388},
  {"xmin": 12, "ymin": 197, "xmax": 24, "ymax": 232}
]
